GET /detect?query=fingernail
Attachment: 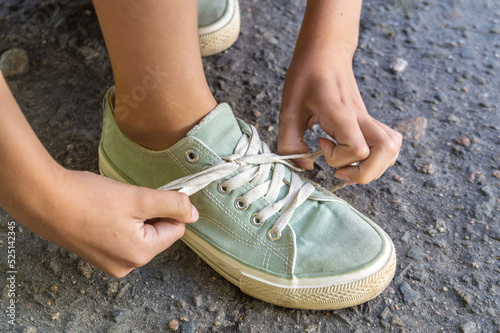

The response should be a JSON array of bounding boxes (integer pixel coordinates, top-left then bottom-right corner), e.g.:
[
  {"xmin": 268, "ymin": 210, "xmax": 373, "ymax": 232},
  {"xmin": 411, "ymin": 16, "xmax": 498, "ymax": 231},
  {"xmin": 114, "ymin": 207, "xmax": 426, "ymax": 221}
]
[
  {"xmin": 335, "ymin": 172, "xmax": 351, "ymax": 182},
  {"xmin": 191, "ymin": 205, "xmax": 199, "ymax": 221}
]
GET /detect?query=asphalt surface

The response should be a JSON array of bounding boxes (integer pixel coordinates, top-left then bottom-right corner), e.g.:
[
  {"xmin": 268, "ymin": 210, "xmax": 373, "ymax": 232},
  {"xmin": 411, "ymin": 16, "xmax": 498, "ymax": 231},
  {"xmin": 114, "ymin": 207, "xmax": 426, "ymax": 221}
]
[{"xmin": 1, "ymin": 0, "xmax": 499, "ymax": 332}]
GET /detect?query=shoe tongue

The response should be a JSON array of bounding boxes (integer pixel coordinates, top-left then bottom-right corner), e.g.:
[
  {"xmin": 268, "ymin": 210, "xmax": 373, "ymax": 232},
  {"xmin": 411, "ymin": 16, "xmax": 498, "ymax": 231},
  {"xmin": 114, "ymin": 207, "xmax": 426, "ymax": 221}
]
[{"xmin": 187, "ymin": 103, "xmax": 243, "ymax": 157}]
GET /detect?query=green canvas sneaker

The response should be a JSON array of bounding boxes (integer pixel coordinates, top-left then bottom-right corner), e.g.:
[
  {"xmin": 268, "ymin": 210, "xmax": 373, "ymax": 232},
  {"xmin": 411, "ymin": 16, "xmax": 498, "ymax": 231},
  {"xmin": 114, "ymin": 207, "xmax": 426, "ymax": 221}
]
[
  {"xmin": 98, "ymin": 88, "xmax": 396, "ymax": 310},
  {"xmin": 198, "ymin": 0, "xmax": 240, "ymax": 57}
]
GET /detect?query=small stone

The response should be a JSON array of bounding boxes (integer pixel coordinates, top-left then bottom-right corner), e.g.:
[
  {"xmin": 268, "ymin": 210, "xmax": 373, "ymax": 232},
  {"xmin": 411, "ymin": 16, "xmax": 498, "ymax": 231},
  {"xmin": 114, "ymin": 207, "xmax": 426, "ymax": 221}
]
[
  {"xmin": 468, "ymin": 171, "xmax": 485, "ymax": 183},
  {"xmin": 400, "ymin": 231, "xmax": 410, "ymax": 243},
  {"xmin": 49, "ymin": 285, "xmax": 58, "ymax": 292},
  {"xmin": 393, "ymin": 175, "xmax": 404, "ymax": 182},
  {"xmin": 435, "ymin": 92, "xmax": 447, "ymax": 102},
  {"xmin": 262, "ymin": 31, "xmax": 278, "ymax": 45},
  {"xmin": 420, "ymin": 163, "xmax": 435, "ymax": 175},
  {"xmin": 169, "ymin": 319, "xmax": 179, "ymax": 331},
  {"xmin": 460, "ymin": 321, "xmax": 480, "ymax": 333},
  {"xmin": 51, "ymin": 312, "xmax": 60, "ymax": 321},
  {"xmin": 208, "ymin": 305, "xmax": 217, "ymax": 312},
  {"xmin": 379, "ymin": 307, "xmax": 391, "ymax": 320},
  {"xmin": 106, "ymin": 282, "xmax": 119, "ymax": 296},
  {"xmin": 0, "ymin": 48, "xmax": 30, "ymax": 77},
  {"xmin": 442, "ymin": 286, "xmax": 448, "ymax": 292},
  {"xmin": 454, "ymin": 134, "xmax": 470, "ymax": 147},
  {"xmin": 453, "ymin": 287, "xmax": 473, "ymax": 305},
  {"xmin": 406, "ymin": 245, "xmax": 423, "ymax": 260},
  {"xmin": 251, "ymin": 110, "xmax": 261, "ymax": 117},
  {"xmin": 490, "ymin": 26, "xmax": 500, "ymax": 34},
  {"xmin": 391, "ymin": 316, "xmax": 404, "ymax": 327},
  {"xmin": 399, "ymin": 282, "xmax": 420, "ymax": 305},
  {"xmin": 77, "ymin": 260, "xmax": 93, "ymax": 279},
  {"xmin": 267, "ymin": 125, "xmax": 274, "ymax": 131},
  {"xmin": 436, "ymin": 219, "xmax": 447, "ymax": 233},
  {"xmin": 460, "ymin": 47, "xmax": 477, "ymax": 59},
  {"xmin": 110, "ymin": 309, "xmax": 131, "ymax": 323},
  {"xmin": 115, "ymin": 283, "xmax": 131, "ymax": 300},
  {"xmin": 447, "ymin": 114, "xmax": 460, "ymax": 123},
  {"xmin": 192, "ymin": 295, "xmax": 203, "ymax": 307},
  {"xmin": 492, "ymin": 170, "xmax": 500, "ymax": 178},
  {"xmin": 181, "ymin": 321, "xmax": 195, "ymax": 333},
  {"xmin": 390, "ymin": 58, "xmax": 409, "ymax": 73},
  {"xmin": 395, "ymin": 117, "xmax": 427, "ymax": 140},
  {"xmin": 176, "ymin": 300, "xmax": 185, "ymax": 308}
]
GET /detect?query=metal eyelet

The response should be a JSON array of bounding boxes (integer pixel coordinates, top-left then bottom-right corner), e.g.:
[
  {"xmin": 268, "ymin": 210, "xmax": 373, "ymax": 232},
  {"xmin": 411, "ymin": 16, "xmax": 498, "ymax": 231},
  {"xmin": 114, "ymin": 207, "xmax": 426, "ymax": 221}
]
[
  {"xmin": 217, "ymin": 182, "xmax": 229, "ymax": 194},
  {"xmin": 185, "ymin": 149, "xmax": 199, "ymax": 164},
  {"xmin": 250, "ymin": 213, "xmax": 263, "ymax": 227},
  {"xmin": 234, "ymin": 197, "xmax": 248, "ymax": 211},
  {"xmin": 267, "ymin": 229, "xmax": 281, "ymax": 242}
]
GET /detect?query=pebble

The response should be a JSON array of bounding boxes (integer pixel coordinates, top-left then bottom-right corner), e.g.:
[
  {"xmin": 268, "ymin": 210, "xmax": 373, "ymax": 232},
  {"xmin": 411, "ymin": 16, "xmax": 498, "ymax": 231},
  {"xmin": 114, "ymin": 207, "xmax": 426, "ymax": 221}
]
[
  {"xmin": 390, "ymin": 58, "xmax": 409, "ymax": 73},
  {"xmin": 460, "ymin": 321, "xmax": 480, "ymax": 333},
  {"xmin": 192, "ymin": 295, "xmax": 203, "ymax": 307},
  {"xmin": 493, "ymin": 170, "xmax": 500, "ymax": 178},
  {"xmin": 435, "ymin": 92, "xmax": 447, "ymax": 102},
  {"xmin": 0, "ymin": 48, "xmax": 30, "ymax": 77},
  {"xmin": 181, "ymin": 321, "xmax": 194, "ymax": 333},
  {"xmin": 251, "ymin": 110, "xmax": 261, "ymax": 117},
  {"xmin": 453, "ymin": 286, "xmax": 473, "ymax": 305},
  {"xmin": 436, "ymin": 219, "xmax": 447, "ymax": 233},
  {"xmin": 208, "ymin": 305, "xmax": 217, "ymax": 312},
  {"xmin": 169, "ymin": 319, "xmax": 179, "ymax": 331},
  {"xmin": 379, "ymin": 307, "xmax": 391, "ymax": 320},
  {"xmin": 110, "ymin": 309, "xmax": 131, "ymax": 323},
  {"xmin": 395, "ymin": 117, "xmax": 427, "ymax": 140},
  {"xmin": 393, "ymin": 175, "xmax": 404, "ymax": 182},
  {"xmin": 391, "ymin": 316, "xmax": 404, "ymax": 327},
  {"xmin": 115, "ymin": 283, "xmax": 130, "ymax": 300},
  {"xmin": 419, "ymin": 163, "xmax": 435, "ymax": 175},
  {"xmin": 176, "ymin": 300, "xmax": 185, "ymax": 308},
  {"xmin": 490, "ymin": 26, "xmax": 500, "ymax": 34},
  {"xmin": 400, "ymin": 231, "xmax": 410, "ymax": 243},
  {"xmin": 106, "ymin": 282, "xmax": 119, "ymax": 296},
  {"xmin": 399, "ymin": 282, "xmax": 420, "ymax": 305},
  {"xmin": 406, "ymin": 245, "xmax": 423, "ymax": 260},
  {"xmin": 468, "ymin": 171, "xmax": 485, "ymax": 183},
  {"xmin": 262, "ymin": 31, "xmax": 278, "ymax": 45},
  {"xmin": 460, "ymin": 47, "xmax": 477, "ymax": 59},
  {"xmin": 77, "ymin": 260, "xmax": 93, "ymax": 279}
]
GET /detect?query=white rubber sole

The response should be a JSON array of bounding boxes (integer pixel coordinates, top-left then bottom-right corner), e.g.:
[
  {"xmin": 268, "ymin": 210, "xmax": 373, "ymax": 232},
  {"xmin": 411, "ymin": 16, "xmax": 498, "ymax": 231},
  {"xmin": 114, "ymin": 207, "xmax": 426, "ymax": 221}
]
[
  {"xmin": 99, "ymin": 146, "xmax": 396, "ymax": 309},
  {"xmin": 198, "ymin": 0, "xmax": 240, "ymax": 57}
]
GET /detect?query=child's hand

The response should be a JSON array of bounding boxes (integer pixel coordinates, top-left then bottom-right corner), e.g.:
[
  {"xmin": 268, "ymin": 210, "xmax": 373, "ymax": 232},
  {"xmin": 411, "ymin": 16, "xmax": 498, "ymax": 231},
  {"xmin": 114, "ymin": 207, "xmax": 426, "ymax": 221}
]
[
  {"xmin": 278, "ymin": 53, "xmax": 402, "ymax": 185},
  {"xmin": 26, "ymin": 170, "xmax": 198, "ymax": 278}
]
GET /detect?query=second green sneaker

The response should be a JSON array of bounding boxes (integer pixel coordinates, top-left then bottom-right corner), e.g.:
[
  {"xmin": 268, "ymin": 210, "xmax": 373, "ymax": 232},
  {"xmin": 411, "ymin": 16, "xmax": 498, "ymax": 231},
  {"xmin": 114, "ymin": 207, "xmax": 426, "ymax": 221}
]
[
  {"xmin": 198, "ymin": 0, "xmax": 240, "ymax": 57},
  {"xmin": 99, "ymin": 88, "xmax": 396, "ymax": 310}
]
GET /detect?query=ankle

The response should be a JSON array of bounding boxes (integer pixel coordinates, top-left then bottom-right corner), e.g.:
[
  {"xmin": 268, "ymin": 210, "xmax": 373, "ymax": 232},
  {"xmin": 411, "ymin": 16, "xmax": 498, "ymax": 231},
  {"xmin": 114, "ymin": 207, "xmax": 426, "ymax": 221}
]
[{"xmin": 113, "ymin": 94, "xmax": 217, "ymax": 151}]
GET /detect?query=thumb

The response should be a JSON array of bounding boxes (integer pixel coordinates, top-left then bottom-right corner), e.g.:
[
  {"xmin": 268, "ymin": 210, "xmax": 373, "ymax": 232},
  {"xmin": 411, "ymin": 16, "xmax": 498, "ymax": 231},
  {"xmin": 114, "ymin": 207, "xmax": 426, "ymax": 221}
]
[
  {"xmin": 278, "ymin": 106, "xmax": 313, "ymax": 170},
  {"xmin": 135, "ymin": 187, "xmax": 198, "ymax": 223}
]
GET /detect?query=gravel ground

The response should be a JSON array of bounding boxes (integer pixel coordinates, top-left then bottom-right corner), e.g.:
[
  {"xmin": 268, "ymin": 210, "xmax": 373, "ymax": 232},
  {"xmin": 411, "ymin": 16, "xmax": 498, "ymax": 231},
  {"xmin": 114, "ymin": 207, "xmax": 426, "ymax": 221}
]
[{"xmin": 1, "ymin": 0, "xmax": 499, "ymax": 332}]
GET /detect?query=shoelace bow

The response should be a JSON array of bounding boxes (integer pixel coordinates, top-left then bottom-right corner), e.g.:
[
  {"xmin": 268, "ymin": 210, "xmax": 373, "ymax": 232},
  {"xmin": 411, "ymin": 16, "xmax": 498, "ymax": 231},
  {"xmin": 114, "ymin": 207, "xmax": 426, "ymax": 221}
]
[{"xmin": 158, "ymin": 125, "xmax": 345, "ymax": 241}]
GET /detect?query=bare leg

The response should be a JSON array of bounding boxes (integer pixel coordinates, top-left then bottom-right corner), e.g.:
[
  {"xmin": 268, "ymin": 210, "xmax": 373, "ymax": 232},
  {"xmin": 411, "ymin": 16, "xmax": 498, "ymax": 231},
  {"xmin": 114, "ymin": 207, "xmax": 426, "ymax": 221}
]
[{"xmin": 93, "ymin": 0, "xmax": 217, "ymax": 150}]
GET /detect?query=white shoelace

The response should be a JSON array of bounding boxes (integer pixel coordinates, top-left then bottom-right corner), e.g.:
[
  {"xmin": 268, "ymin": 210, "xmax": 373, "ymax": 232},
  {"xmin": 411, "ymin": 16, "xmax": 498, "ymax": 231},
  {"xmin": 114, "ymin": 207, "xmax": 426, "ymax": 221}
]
[{"xmin": 158, "ymin": 125, "xmax": 344, "ymax": 241}]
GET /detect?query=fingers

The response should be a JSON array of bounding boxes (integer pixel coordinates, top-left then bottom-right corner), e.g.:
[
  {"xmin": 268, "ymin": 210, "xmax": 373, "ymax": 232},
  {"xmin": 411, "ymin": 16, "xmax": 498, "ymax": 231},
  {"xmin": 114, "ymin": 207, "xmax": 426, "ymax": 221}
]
[
  {"xmin": 334, "ymin": 119, "xmax": 402, "ymax": 184},
  {"xmin": 278, "ymin": 105, "xmax": 314, "ymax": 170},
  {"xmin": 135, "ymin": 187, "xmax": 198, "ymax": 223},
  {"xmin": 141, "ymin": 220, "xmax": 186, "ymax": 258},
  {"xmin": 318, "ymin": 108, "xmax": 370, "ymax": 168}
]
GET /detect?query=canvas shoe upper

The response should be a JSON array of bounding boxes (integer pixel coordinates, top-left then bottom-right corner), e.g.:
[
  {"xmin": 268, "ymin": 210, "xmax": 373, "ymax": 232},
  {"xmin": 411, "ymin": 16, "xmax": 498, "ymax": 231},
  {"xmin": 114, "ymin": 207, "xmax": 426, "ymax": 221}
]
[
  {"xmin": 198, "ymin": 0, "xmax": 240, "ymax": 57},
  {"xmin": 98, "ymin": 88, "xmax": 396, "ymax": 309}
]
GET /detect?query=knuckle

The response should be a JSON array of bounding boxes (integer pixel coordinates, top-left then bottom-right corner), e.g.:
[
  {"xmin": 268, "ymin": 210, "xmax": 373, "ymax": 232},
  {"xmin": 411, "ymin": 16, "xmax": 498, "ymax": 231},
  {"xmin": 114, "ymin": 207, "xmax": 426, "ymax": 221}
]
[
  {"xmin": 350, "ymin": 144, "xmax": 370, "ymax": 160},
  {"xmin": 174, "ymin": 193, "xmax": 192, "ymax": 218}
]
